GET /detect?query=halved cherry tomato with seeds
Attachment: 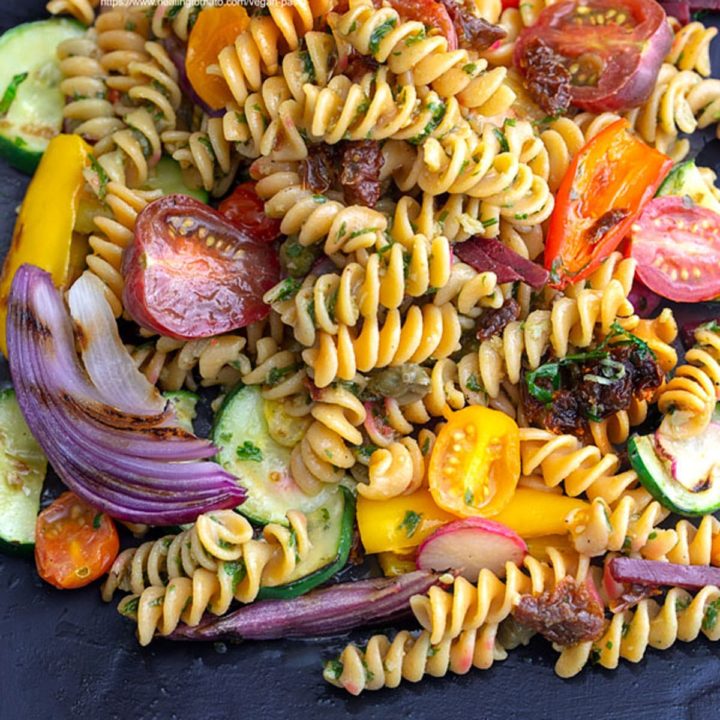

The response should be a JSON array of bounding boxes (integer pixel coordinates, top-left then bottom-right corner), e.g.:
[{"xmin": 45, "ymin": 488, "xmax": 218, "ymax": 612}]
[
  {"xmin": 122, "ymin": 194, "xmax": 280, "ymax": 339},
  {"xmin": 219, "ymin": 182, "xmax": 282, "ymax": 244},
  {"xmin": 545, "ymin": 118, "xmax": 672, "ymax": 289},
  {"xmin": 35, "ymin": 492, "xmax": 119, "ymax": 590},
  {"xmin": 428, "ymin": 406, "xmax": 520, "ymax": 518},
  {"xmin": 630, "ymin": 196, "xmax": 720, "ymax": 303},
  {"xmin": 514, "ymin": 0, "xmax": 672, "ymax": 113},
  {"xmin": 186, "ymin": 6, "xmax": 249, "ymax": 111}
]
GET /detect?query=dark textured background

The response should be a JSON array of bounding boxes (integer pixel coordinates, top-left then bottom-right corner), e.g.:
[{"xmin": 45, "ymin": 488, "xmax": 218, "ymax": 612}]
[{"xmin": 1, "ymin": 2, "xmax": 720, "ymax": 718}]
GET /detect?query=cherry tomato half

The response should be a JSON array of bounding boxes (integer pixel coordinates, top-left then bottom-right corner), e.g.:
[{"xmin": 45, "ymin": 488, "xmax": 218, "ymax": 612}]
[
  {"xmin": 545, "ymin": 118, "xmax": 672, "ymax": 289},
  {"xmin": 219, "ymin": 182, "xmax": 282, "ymax": 244},
  {"xmin": 186, "ymin": 6, "xmax": 250, "ymax": 111},
  {"xmin": 428, "ymin": 406, "xmax": 520, "ymax": 518},
  {"xmin": 122, "ymin": 195, "xmax": 280, "ymax": 340},
  {"xmin": 35, "ymin": 492, "xmax": 119, "ymax": 590},
  {"xmin": 514, "ymin": 0, "xmax": 672, "ymax": 113},
  {"xmin": 631, "ymin": 196, "xmax": 720, "ymax": 303}
]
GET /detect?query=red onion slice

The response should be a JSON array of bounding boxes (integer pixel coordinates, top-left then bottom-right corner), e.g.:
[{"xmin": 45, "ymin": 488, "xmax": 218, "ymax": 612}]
[{"xmin": 6, "ymin": 264, "xmax": 246, "ymax": 524}]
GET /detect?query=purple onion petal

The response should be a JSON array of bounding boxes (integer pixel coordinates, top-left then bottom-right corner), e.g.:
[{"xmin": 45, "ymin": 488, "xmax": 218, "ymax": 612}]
[
  {"xmin": 610, "ymin": 557, "xmax": 720, "ymax": 590},
  {"xmin": 168, "ymin": 571, "xmax": 442, "ymax": 642}
]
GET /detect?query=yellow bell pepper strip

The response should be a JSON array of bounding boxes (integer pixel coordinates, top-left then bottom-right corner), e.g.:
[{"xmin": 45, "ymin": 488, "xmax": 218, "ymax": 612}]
[
  {"xmin": 428, "ymin": 406, "xmax": 520, "ymax": 518},
  {"xmin": 0, "ymin": 134, "xmax": 91, "ymax": 355},
  {"xmin": 493, "ymin": 489, "xmax": 588, "ymax": 538},
  {"xmin": 357, "ymin": 489, "xmax": 455, "ymax": 555},
  {"xmin": 358, "ymin": 488, "xmax": 589, "ymax": 555},
  {"xmin": 377, "ymin": 552, "xmax": 418, "ymax": 578}
]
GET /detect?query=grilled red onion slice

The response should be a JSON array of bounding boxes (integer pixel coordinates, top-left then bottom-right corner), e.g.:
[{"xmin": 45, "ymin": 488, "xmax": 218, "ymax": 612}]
[
  {"xmin": 6, "ymin": 265, "xmax": 246, "ymax": 524},
  {"xmin": 168, "ymin": 571, "xmax": 443, "ymax": 641}
]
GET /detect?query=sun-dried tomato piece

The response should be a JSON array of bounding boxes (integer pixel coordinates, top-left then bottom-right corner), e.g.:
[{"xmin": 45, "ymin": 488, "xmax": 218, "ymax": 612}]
[
  {"xmin": 516, "ymin": 36, "xmax": 572, "ymax": 116},
  {"xmin": 300, "ymin": 144, "xmax": 338, "ymax": 195},
  {"xmin": 513, "ymin": 576, "xmax": 606, "ymax": 646},
  {"xmin": 439, "ymin": 0, "xmax": 506, "ymax": 51},
  {"xmin": 476, "ymin": 299, "xmax": 520, "ymax": 341},
  {"xmin": 339, "ymin": 140, "xmax": 384, "ymax": 207}
]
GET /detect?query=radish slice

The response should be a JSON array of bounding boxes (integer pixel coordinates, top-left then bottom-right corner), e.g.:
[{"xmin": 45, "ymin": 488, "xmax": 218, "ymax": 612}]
[{"xmin": 416, "ymin": 517, "xmax": 527, "ymax": 580}]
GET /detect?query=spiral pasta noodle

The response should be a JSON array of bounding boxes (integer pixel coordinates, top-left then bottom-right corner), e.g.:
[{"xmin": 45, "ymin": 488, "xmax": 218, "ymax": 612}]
[
  {"xmin": 47, "ymin": 0, "xmax": 99, "ymax": 26},
  {"xmin": 357, "ymin": 437, "xmax": 426, "ymax": 499},
  {"xmin": 150, "ymin": 1, "xmax": 200, "ymax": 42},
  {"xmin": 518, "ymin": 428, "xmax": 649, "ymax": 506},
  {"xmin": 555, "ymin": 585, "xmax": 720, "ymax": 678},
  {"xmin": 667, "ymin": 20, "xmax": 717, "ymax": 78},
  {"xmin": 303, "ymin": 302, "xmax": 462, "ymax": 388},
  {"xmin": 657, "ymin": 323, "xmax": 720, "ymax": 439},
  {"xmin": 113, "ymin": 509, "xmax": 310, "ymax": 645}
]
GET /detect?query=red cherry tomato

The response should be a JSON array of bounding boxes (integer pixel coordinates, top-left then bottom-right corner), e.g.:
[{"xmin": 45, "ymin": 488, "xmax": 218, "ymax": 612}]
[
  {"xmin": 514, "ymin": 0, "xmax": 672, "ymax": 113},
  {"xmin": 122, "ymin": 195, "xmax": 280, "ymax": 339},
  {"xmin": 545, "ymin": 119, "xmax": 672, "ymax": 288},
  {"xmin": 219, "ymin": 182, "xmax": 282, "ymax": 244},
  {"xmin": 630, "ymin": 197, "xmax": 720, "ymax": 303},
  {"xmin": 35, "ymin": 492, "xmax": 119, "ymax": 590},
  {"xmin": 387, "ymin": 0, "xmax": 458, "ymax": 49}
]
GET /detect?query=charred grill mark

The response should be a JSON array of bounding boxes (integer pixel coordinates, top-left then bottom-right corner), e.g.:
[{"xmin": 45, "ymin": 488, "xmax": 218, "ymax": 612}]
[{"xmin": 585, "ymin": 208, "xmax": 630, "ymax": 246}]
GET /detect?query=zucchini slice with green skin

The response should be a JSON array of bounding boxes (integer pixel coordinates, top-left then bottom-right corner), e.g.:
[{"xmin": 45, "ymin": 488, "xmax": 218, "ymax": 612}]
[
  {"xmin": 0, "ymin": 19, "xmax": 85, "ymax": 173},
  {"xmin": 655, "ymin": 160, "xmax": 720, "ymax": 214},
  {"xmin": 213, "ymin": 384, "xmax": 339, "ymax": 524},
  {"xmin": 629, "ymin": 433, "xmax": 720, "ymax": 516},
  {"xmin": 164, "ymin": 390, "xmax": 200, "ymax": 433},
  {"xmin": 258, "ymin": 486, "xmax": 355, "ymax": 600},
  {"xmin": 145, "ymin": 156, "xmax": 210, "ymax": 203},
  {"xmin": 0, "ymin": 388, "xmax": 48, "ymax": 555}
]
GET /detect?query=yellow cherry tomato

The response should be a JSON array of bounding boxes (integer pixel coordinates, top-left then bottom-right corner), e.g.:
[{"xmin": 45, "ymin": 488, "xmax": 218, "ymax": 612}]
[
  {"xmin": 428, "ymin": 406, "xmax": 520, "ymax": 518},
  {"xmin": 186, "ymin": 6, "xmax": 250, "ymax": 111}
]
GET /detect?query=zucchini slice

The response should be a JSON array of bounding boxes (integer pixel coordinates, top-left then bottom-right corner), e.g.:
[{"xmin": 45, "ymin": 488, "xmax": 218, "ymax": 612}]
[
  {"xmin": 258, "ymin": 486, "xmax": 355, "ymax": 600},
  {"xmin": 213, "ymin": 384, "xmax": 339, "ymax": 524},
  {"xmin": 0, "ymin": 19, "xmax": 85, "ymax": 173},
  {"xmin": 145, "ymin": 156, "xmax": 210, "ymax": 203},
  {"xmin": 656, "ymin": 160, "xmax": 720, "ymax": 214},
  {"xmin": 0, "ymin": 388, "xmax": 48, "ymax": 555},
  {"xmin": 164, "ymin": 390, "xmax": 200, "ymax": 433},
  {"xmin": 629, "ymin": 433, "xmax": 720, "ymax": 516}
]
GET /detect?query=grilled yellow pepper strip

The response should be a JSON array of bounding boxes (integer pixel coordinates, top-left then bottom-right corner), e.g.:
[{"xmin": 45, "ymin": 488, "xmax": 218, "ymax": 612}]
[
  {"xmin": 0, "ymin": 134, "xmax": 91, "ymax": 355},
  {"xmin": 357, "ymin": 488, "xmax": 589, "ymax": 555}
]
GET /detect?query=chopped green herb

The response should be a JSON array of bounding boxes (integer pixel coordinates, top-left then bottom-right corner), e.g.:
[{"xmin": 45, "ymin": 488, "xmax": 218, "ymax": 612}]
[
  {"xmin": 92, "ymin": 513, "xmax": 103, "ymax": 530},
  {"xmin": 357, "ymin": 443, "xmax": 378, "ymax": 460},
  {"xmin": 493, "ymin": 127, "xmax": 509, "ymax": 153},
  {"xmin": 405, "ymin": 28, "xmax": 426, "ymax": 46},
  {"xmin": 223, "ymin": 560, "xmax": 247, "ymax": 594},
  {"xmin": 703, "ymin": 598, "xmax": 720, "ymax": 630},
  {"xmin": 466, "ymin": 374, "xmax": 483, "ymax": 393},
  {"xmin": 120, "ymin": 597, "xmax": 140, "ymax": 616},
  {"xmin": 301, "ymin": 50, "xmax": 316, "ymax": 83},
  {"xmin": 482, "ymin": 217, "xmax": 498, "ymax": 228},
  {"xmin": 398, "ymin": 510, "xmax": 423, "ymax": 538},
  {"xmin": 312, "ymin": 194, "xmax": 328, "ymax": 203},
  {"xmin": 408, "ymin": 100, "xmax": 446, "ymax": 146},
  {"xmin": 421, "ymin": 436, "xmax": 431, "ymax": 455},
  {"xmin": 368, "ymin": 18, "xmax": 397, "ymax": 55},
  {"xmin": 0, "ymin": 72, "xmax": 27, "ymax": 116},
  {"xmin": 236, "ymin": 441, "xmax": 263, "ymax": 462},
  {"xmin": 325, "ymin": 659, "xmax": 344, "ymax": 680},
  {"xmin": 464, "ymin": 487, "xmax": 474, "ymax": 505},
  {"xmin": 267, "ymin": 365, "xmax": 296, "ymax": 385},
  {"xmin": 88, "ymin": 154, "xmax": 110, "ymax": 200},
  {"xmin": 462, "ymin": 63, "xmax": 478, "ymax": 75},
  {"xmin": 514, "ymin": 213, "xmax": 528, "ymax": 220},
  {"xmin": 274, "ymin": 277, "xmax": 301, "ymax": 302}
]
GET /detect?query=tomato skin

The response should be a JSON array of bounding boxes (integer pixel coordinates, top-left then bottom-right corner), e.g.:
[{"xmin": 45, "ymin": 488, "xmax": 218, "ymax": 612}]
[
  {"xmin": 514, "ymin": 0, "xmax": 672, "ymax": 113},
  {"xmin": 122, "ymin": 195, "xmax": 280, "ymax": 340},
  {"xmin": 545, "ymin": 119, "xmax": 672, "ymax": 289},
  {"xmin": 186, "ymin": 6, "xmax": 250, "ymax": 111},
  {"xmin": 387, "ymin": 0, "xmax": 458, "ymax": 49},
  {"xmin": 631, "ymin": 197, "xmax": 720, "ymax": 303},
  {"xmin": 428, "ymin": 406, "xmax": 520, "ymax": 518},
  {"xmin": 219, "ymin": 182, "xmax": 282, "ymax": 244},
  {"xmin": 35, "ymin": 492, "xmax": 119, "ymax": 590}
]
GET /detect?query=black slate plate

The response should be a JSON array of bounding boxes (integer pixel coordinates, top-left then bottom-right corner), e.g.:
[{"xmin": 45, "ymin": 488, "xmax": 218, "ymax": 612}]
[{"xmin": 2, "ymin": 3, "xmax": 720, "ymax": 719}]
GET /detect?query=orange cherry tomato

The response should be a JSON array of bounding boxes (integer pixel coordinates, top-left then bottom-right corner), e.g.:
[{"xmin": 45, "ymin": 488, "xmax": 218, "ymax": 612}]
[
  {"xmin": 428, "ymin": 407, "xmax": 520, "ymax": 518},
  {"xmin": 34, "ymin": 491, "xmax": 119, "ymax": 590},
  {"xmin": 186, "ymin": 6, "xmax": 250, "ymax": 111}
]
